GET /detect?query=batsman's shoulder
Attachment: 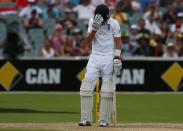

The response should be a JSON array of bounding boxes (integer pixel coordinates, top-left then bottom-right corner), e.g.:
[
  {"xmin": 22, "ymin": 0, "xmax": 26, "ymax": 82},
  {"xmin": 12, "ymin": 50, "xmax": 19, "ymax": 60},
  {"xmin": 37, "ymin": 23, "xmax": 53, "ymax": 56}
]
[
  {"xmin": 109, "ymin": 17, "xmax": 120, "ymax": 27},
  {"xmin": 110, "ymin": 17, "xmax": 119, "ymax": 24}
]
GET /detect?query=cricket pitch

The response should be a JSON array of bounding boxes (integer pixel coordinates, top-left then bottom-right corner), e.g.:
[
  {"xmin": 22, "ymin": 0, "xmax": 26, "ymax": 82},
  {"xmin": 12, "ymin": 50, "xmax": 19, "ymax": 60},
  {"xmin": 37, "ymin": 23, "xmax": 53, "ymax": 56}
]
[{"xmin": 0, "ymin": 123, "xmax": 183, "ymax": 131}]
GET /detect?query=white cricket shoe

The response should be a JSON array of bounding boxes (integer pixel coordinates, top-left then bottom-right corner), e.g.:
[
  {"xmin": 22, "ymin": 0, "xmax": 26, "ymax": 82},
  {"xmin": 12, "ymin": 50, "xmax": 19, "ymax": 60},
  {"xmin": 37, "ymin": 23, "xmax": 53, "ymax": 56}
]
[
  {"xmin": 78, "ymin": 119, "xmax": 91, "ymax": 126},
  {"xmin": 99, "ymin": 120, "xmax": 109, "ymax": 127}
]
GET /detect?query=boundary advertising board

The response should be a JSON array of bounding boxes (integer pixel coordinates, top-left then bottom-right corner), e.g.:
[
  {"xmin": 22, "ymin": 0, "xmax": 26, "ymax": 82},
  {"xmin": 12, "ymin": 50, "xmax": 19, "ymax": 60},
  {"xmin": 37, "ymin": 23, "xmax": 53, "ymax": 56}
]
[{"xmin": 0, "ymin": 58, "xmax": 182, "ymax": 92}]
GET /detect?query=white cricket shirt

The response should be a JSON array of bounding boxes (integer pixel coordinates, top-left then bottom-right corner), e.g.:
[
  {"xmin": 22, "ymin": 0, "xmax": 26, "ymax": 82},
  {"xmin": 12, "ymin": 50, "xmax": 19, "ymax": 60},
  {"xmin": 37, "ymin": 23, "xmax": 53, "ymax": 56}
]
[{"xmin": 87, "ymin": 17, "xmax": 121, "ymax": 55}]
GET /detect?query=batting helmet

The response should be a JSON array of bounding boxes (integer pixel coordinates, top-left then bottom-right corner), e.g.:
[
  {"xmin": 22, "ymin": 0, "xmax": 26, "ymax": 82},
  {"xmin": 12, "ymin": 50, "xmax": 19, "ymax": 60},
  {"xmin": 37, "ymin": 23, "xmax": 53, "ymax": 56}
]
[{"xmin": 94, "ymin": 4, "xmax": 109, "ymax": 24}]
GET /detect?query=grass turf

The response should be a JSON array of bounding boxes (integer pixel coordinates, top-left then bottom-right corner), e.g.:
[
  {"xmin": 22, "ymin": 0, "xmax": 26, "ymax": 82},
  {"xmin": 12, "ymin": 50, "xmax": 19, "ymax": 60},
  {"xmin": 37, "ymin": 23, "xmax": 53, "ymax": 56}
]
[{"xmin": 0, "ymin": 93, "xmax": 183, "ymax": 123}]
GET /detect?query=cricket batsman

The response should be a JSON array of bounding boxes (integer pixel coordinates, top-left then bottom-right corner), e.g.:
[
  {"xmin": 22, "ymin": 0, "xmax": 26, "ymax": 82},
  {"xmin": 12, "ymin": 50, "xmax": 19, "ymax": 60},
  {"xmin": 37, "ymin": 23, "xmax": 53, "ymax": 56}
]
[{"xmin": 79, "ymin": 4, "xmax": 123, "ymax": 127}]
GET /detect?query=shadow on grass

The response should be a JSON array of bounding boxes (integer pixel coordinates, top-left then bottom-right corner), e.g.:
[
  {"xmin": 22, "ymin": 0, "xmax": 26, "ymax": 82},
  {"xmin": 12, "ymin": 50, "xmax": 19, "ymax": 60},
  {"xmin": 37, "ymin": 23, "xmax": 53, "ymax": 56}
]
[{"xmin": 0, "ymin": 108, "xmax": 79, "ymax": 114}]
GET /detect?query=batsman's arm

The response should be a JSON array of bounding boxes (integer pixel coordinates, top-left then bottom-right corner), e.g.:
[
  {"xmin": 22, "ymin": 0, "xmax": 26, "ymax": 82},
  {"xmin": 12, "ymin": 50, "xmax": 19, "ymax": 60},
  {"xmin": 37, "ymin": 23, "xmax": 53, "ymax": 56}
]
[
  {"xmin": 84, "ymin": 17, "xmax": 96, "ymax": 47},
  {"xmin": 113, "ymin": 20, "xmax": 123, "ymax": 58},
  {"xmin": 84, "ymin": 15, "xmax": 104, "ymax": 47},
  {"xmin": 114, "ymin": 37, "xmax": 122, "ymax": 57},
  {"xmin": 85, "ymin": 30, "xmax": 97, "ymax": 47},
  {"xmin": 113, "ymin": 21, "xmax": 123, "ymax": 76}
]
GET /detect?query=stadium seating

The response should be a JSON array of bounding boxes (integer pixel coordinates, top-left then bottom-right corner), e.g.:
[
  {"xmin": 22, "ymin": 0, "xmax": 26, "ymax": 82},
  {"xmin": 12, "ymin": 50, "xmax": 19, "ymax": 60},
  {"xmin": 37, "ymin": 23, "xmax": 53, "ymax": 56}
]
[
  {"xmin": 0, "ymin": 2, "xmax": 15, "ymax": 8},
  {"xmin": 0, "ymin": 22, "xmax": 6, "ymax": 38},
  {"xmin": 28, "ymin": 28, "xmax": 44, "ymax": 44},
  {"xmin": 43, "ymin": 18, "xmax": 56, "ymax": 37},
  {"xmin": 129, "ymin": 11, "xmax": 143, "ymax": 25},
  {"xmin": 0, "ymin": 22, "xmax": 6, "ymax": 56},
  {"xmin": 25, "ymin": 29, "xmax": 44, "ymax": 56},
  {"xmin": 77, "ymin": 19, "xmax": 87, "ymax": 36},
  {"xmin": 0, "ymin": 1, "xmax": 182, "ymax": 58}
]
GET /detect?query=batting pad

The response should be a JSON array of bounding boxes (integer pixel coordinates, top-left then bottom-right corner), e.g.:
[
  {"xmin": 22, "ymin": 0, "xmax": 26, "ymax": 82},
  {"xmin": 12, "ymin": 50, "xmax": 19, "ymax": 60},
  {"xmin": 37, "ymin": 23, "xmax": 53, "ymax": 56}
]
[
  {"xmin": 80, "ymin": 80, "xmax": 94, "ymax": 122},
  {"xmin": 80, "ymin": 80, "xmax": 95, "ymax": 96},
  {"xmin": 101, "ymin": 81, "xmax": 114, "ymax": 97},
  {"xmin": 99, "ymin": 81, "xmax": 113, "ymax": 123},
  {"xmin": 80, "ymin": 95, "xmax": 93, "ymax": 122},
  {"xmin": 99, "ymin": 97, "xmax": 113, "ymax": 123}
]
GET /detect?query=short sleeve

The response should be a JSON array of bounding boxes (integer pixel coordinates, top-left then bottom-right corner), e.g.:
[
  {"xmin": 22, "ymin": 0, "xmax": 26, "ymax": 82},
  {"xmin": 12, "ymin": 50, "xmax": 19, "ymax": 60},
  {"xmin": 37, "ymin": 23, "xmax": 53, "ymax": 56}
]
[
  {"xmin": 87, "ymin": 18, "xmax": 93, "ymax": 33},
  {"xmin": 113, "ymin": 20, "xmax": 121, "ymax": 38}
]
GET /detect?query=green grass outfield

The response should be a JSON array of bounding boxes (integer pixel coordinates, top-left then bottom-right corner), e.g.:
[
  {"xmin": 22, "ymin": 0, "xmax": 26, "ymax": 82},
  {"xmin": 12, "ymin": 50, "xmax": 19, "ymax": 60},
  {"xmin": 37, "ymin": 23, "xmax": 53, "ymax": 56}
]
[{"xmin": 0, "ymin": 92, "xmax": 183, "ymax": 124}]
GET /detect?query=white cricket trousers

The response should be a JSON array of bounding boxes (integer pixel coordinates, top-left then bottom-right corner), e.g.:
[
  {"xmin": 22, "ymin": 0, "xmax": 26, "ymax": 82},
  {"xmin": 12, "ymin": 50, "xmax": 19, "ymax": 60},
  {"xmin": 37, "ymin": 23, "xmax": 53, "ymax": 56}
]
[{"xmin": 85, "ymin": 54, "xmax": 113, "ymax": 86}]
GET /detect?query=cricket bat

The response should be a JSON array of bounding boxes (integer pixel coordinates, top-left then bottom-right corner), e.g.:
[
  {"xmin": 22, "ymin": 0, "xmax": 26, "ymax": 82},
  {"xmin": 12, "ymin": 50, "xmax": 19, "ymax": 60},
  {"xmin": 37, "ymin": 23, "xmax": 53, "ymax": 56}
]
[{"xmin": 112, "ymin": 73, "xmax": 117, "ymax": 126}]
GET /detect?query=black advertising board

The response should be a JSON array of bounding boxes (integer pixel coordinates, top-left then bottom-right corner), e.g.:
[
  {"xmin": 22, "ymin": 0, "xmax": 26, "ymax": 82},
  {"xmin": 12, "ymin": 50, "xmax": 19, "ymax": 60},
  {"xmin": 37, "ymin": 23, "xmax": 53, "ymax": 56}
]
[{"xmin": 0, "ymin": 58, "xmax": 182, "ymax": 92}]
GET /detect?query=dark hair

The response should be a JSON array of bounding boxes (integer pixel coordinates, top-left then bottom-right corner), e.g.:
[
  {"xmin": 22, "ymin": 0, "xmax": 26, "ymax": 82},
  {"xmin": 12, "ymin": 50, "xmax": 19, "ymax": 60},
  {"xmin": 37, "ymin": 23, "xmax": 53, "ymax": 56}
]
[
  {"xmin": 31, "ymin": 9, "xmax": 37, "ymax": 15},
  {"xmin": 94, "ymin": 4, "xmax": 109, "ymax": 24}
]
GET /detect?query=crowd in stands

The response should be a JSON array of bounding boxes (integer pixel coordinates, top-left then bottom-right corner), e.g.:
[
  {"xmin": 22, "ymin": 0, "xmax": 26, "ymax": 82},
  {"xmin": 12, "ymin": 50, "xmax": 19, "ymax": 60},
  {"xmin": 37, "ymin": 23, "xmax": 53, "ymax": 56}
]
[{"xmin": 0, "ymin": 0, "xmax": 182, "ymax": 58}]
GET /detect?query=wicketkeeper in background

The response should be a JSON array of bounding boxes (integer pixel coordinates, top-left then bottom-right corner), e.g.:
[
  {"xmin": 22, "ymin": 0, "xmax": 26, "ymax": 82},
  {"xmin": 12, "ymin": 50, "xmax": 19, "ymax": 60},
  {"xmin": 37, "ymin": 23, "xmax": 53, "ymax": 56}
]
[{"xmin": 79, "ymin": 4, "xmax": 123, "ymax": 127}]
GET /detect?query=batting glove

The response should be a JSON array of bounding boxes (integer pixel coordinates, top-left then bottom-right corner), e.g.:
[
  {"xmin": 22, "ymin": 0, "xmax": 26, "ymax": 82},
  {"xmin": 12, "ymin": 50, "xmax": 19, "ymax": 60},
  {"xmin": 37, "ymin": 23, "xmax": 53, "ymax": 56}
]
[
  {"xmin": 113, "ymin": 49, "xmax": 123, "ymax": 76},
  {"xmin": 92, "ymin": 14, "xmax": 104, "ymax": 31}
]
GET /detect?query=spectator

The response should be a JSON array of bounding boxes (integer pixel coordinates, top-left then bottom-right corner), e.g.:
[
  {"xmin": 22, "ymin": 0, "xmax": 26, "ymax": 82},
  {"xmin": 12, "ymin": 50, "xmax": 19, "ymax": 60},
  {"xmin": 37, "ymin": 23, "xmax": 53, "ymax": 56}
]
[
  {"xmin": 143, "ymin": 2, "xmax": 162, "ymax": 21},
  {"xmin": 19, "ymin": 0, "xmax": 43, "ymax": 18},
  {"xmin": 160, "ymin": 22, "xmax": 170, "ymax": 44},
  {"xmin": 170, "ymin": 12, "xmax": 183, "ymax": 35},
  {"xmin": 77, "ymin": 39, "xmax": 91, "ymax": 56},
  {"xmin": 121, "ymin": 31, "xmax": 134, "ymax": 57},
  {"xmin": 174, "ymin": 0, "xmax": 183, "ymax": 15},
  {"xmin": 0, "ymin": 21, "xmax": 31, "ymax": 59},
  {"xmin": 145, "ymin": 14, "xmax": 162, "ymax": 35},
  {"xmin": 24, "ymin": 9, "xmax": 43, "ymax": 32},
  {"xmin": 175, "ymin": 34, "xmax": 183, "ymax": 52},
  {"xmin": 130, "ymin": 24, "xmax": 140, "ymax": 48},
  {"xmin": 64, "ymin": 34, "xmax": 87, "ymax": 56},
  {"xmin": 73, "ymin": 0, "xmax": 95, "ymax": 22},
  {"xmin": 138, "ymin": 19, "xmax": 150, "ymax": 34},
  {"xmin": 71, "ymin": 28, "xmax": 90, "ymax": 56},
  {"xmin": 59, "ymin": 8, "xmax": 77, "ymax": 35},
  {"xmin": 50, "ymin": 24, "xmax": 66, "ymax": 56},
  {"xmin": 71, "ymin": 28, "xmax": 83, "ymax": 47},
  {"xmin": 133, "ymin": 33, "xmax": 154, "ymax": 56},
  {"xmin": 38, "ymin": 37, "xmax": 57, "ymax": 58},
  {"xmin": 64, "ymin": 37, "xmax": 81, "ymax": 56},
  {"xmin": 111, "ymin": 2, "xmax": 128, "ymax": 25},
  {"xmin": 64, "ymin": 36, "xmax": 76, "ymax": 56},
  {"xmin": 163, "ymin": 42, "xmax": 178, "ymax": 58},
  {"xmin": 162, "ymin": 2, "xmax": 176, "ymax": 24},
  {"xmin": 43, "ymin": 0, "xmax": 60, "ymax": 20},
  {"xmin": 150, "ymin": 35, "xmax": 164, "ymax": 56},
  {"xmin": 59, "ymin": 8, "xmax": 72, "ymax": 22}
]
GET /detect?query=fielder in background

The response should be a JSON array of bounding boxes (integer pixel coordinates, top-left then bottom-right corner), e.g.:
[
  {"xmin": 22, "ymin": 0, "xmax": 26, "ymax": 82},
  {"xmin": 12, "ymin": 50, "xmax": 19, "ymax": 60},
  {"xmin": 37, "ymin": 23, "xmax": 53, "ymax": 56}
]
[{"xmin": 79, "ymin": 4, "xmax": 123, "ymax": 127}]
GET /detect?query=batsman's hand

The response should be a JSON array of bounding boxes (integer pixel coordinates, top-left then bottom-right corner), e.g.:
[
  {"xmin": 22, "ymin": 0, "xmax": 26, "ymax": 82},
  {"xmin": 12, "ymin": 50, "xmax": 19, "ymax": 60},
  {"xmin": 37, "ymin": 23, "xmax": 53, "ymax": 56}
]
[
  {"xmin": 92, "ymin": 14, "xmax": 104, "ymax": 31},
  {"xmin": 113, "ymin": 56, "xmax": 122, "ymax": 76}
]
